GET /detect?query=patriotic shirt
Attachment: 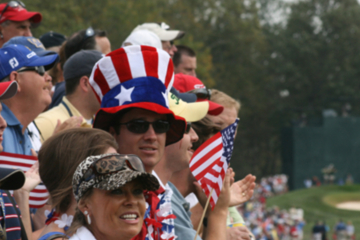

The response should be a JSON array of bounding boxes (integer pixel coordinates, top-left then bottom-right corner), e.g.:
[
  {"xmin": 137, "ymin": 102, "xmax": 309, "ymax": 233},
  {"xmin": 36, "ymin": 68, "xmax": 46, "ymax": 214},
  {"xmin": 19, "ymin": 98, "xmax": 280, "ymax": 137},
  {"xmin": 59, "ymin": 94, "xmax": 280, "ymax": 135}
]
[{"xmin": 0, "ymin": 191, "xmax": 21, "ymax": 240}]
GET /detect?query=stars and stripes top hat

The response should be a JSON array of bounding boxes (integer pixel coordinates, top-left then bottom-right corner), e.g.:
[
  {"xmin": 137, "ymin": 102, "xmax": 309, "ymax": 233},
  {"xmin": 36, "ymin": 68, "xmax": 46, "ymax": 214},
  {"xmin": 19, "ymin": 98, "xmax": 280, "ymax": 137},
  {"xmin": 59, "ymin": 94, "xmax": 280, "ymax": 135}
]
[{"xmin": 90, "ymin": 45, "xmax": 186, "ymax": 145}]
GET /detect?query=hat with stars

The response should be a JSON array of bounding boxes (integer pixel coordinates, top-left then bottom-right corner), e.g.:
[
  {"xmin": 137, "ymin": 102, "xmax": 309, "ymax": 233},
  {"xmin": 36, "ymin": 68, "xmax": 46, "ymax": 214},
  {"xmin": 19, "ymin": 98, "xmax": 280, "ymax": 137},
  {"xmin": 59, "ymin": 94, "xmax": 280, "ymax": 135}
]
[{"xmin": 90, "ymin": 45, "xmax": 186, "ymax": 145}]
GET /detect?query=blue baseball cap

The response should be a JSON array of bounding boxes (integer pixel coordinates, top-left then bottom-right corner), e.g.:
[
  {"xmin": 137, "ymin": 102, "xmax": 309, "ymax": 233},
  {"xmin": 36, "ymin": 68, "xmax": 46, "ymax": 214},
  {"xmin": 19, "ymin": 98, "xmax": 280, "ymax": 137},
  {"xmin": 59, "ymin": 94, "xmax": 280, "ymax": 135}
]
[
  {"xmin": 0, "ymin": 44, "xmax": 59, "ymax": 80},
  {"xmin": 3, "ymin": 37, "xmax": 59, "ymax": 68}
]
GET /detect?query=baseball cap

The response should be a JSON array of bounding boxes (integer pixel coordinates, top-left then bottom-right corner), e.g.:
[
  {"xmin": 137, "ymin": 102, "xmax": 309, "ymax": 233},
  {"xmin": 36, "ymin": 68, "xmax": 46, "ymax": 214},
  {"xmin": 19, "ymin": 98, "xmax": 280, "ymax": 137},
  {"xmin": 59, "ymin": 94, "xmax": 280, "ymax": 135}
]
[
  {"xmin": 0, "ymin": 168, "xmax": 25, "ymax": 190},
  {"xmin": 133, "ymin": 22, "xmax": 185, "ymax": 41},
  {"xmin": 0, "ymin": 44, "xmax": 59, "ymax": 80},
  {"xmin": 73, "ymin": 153, "xmax": 159, "ymax": 202},
  {"xmin": 91, "ymin": 45, "xmax": 186, "ymax": 146},
  {"xmin": 63, "ymin": 50, "xmax": 103, "ymax": 81},
  {"xmin": 0, "ymin": 2, "xmax": 42, "ymax": 27},
  {"xmin": 3, "ymin": 37, "xmax": 59, "ymax": 70},
  {"xmin": 169, "ymin": 92, "xmax": 208, "ymax": 122},
  {"xmin": 122, "ymin": 29, "xmax": 162, "ymax": 49},
  {"xmin": 39, "ymin": 31, "xmax": 67, "ymax": 49},
  {"xmin": 0, "ymin": 81, "xmax": 17, "ymax": 100},
  {"xmin": 173, "ymin": 73, "xmax": 224, "ymax": 116}
]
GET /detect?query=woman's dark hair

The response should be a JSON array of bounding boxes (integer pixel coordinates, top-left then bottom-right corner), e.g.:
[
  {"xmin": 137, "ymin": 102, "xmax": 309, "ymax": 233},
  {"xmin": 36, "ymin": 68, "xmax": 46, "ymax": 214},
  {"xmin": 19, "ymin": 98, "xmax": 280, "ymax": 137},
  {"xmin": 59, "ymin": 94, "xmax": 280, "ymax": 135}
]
[{"xmin": 38, "ymin": 128, "xmax": 118, "ymax": 213}]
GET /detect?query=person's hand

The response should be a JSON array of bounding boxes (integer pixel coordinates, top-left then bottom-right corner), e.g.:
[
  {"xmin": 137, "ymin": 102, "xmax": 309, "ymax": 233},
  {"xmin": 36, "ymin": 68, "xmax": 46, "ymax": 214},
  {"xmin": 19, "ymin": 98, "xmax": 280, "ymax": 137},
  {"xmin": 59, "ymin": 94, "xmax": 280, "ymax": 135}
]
[
  {"xmin": 213, "ymin": 169, "xmax": 231, "ymax": 212},
  {"xmin": 226, "ymin": 226, "xmax": 253, "ymax": 240},
  {"xmin": 53, "ymin": 116, "xmax": 83, "ymax": 135},
  {"xmin": 21, "ymin": 161, "xmax": 41, "ymax": 193},
  {"xmin": 229, "ymin": 174, "xmax": 256, "ymax": 207}
]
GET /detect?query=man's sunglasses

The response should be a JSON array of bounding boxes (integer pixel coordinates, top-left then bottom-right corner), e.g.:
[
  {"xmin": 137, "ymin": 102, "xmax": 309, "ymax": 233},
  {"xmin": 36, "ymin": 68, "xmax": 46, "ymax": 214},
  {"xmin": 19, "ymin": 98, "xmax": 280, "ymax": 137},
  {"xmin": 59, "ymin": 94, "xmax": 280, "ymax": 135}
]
[
  {"xmin": 118, "ymin": 119, "xmax": 170, "ymax": 134},
  {"xmin": 185, "ymin": 122, "xmax": 192, "ymax": 134},
  {"xmin": 187, "ymin": 88, "xmax": 211, "ymax": 100},
  {"xmin": 75, "ymin": 154, "xmax": 145, "ymax": 195},
  {"xmin": 0, "ymin": 1, "xmax": 25, "ymax": 20},
  {"xmin": 17, "ymin": 66, "xmax": 45, "ymax": 76}
]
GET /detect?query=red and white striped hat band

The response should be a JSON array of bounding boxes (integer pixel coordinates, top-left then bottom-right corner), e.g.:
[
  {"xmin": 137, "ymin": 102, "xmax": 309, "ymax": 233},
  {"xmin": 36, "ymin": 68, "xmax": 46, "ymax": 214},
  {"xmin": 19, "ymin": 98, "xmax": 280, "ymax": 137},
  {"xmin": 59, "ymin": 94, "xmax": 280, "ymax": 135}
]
[{"xmin": 90, "ymin": 45, "xmax": 186, "ymax": 146}]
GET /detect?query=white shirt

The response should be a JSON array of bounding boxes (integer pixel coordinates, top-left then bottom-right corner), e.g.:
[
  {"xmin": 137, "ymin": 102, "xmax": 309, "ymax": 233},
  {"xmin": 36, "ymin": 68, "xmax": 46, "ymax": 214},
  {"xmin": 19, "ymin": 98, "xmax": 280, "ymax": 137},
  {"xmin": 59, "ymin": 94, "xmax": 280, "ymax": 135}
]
[{"xmin": 69, "ymin": 226, "xmax": 96, "ymax": 240}]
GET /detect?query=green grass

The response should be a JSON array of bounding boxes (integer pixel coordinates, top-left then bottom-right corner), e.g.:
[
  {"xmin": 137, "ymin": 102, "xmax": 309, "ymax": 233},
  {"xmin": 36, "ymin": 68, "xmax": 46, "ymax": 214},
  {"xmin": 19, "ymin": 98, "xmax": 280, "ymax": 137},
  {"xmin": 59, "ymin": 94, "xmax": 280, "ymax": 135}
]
[{"xmin": 266, "ymin": 185, "xmax": 360, "ymax": 239}]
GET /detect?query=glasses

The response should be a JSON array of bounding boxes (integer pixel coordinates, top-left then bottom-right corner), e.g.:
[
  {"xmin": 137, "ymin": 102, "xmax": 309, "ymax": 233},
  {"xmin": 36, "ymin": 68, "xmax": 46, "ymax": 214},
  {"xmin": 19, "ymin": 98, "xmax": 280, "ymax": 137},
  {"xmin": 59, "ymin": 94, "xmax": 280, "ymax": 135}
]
[
  {"xmin": 0, "ymin": 1, "xmax": 25, "ymax": 20},
  {"xmin": 118, "ymin": 119, "xmax": 170, "ymax": 134},
  {"xmin": 185, "ymin": 122, "xmax": 192, "ymax": 134},
  {"xmin": 75, "ymin": 154, "xmax": 145, "ymax": 195},
  {"xmin": 17, "ymin": 66, "xmax": 45, "ymax": 76},
  {"xmin": 187, "ymin": 88, "xmax": 211, "ymax": 100}
]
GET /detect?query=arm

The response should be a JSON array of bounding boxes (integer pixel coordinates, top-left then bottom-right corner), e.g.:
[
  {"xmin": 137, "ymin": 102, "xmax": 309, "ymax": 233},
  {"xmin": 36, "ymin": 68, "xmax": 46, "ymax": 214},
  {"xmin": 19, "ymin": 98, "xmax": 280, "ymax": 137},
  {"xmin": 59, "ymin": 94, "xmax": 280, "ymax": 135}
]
[{"xmin": 13, "ymin": 160, "xmax": 41, "ymax": 240}]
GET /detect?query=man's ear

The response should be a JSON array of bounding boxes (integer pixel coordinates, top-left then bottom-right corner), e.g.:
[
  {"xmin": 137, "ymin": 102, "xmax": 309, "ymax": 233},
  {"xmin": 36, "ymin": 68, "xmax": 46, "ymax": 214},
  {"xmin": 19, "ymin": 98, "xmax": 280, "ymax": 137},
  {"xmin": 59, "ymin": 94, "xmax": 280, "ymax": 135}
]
[
  {"xmin": 9, "ymin": 71, "xmax": 21, "ymax": 92},
  {"xmin": 79, "ymin": 76, "xmax": 90, "ymax": 93}
]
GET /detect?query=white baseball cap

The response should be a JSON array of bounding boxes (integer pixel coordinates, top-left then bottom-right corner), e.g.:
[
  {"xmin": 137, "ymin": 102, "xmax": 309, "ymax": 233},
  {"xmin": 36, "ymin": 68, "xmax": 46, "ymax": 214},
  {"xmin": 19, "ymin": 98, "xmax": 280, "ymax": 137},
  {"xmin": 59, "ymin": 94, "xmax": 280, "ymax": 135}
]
[{"xmin": 133, "ymin": 22, "xmax": 185, "ymax": 41}]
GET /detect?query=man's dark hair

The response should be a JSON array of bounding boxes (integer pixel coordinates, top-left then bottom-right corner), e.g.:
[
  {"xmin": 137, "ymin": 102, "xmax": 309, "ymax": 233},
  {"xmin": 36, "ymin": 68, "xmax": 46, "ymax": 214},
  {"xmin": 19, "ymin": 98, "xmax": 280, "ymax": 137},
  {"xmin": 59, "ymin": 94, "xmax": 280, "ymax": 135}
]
[
  {"xmin": 65, "ymin": 74, "xmax": 90, "ymax": 96},
  {"xmin": 95, "ymin": 29, "xmax": 107, "ymax": 37},
  {"xmin": 64, "ymin": 29, "xmax": 97, "ymax": 60},
  {"xmin": 173, "ymin": 45, "xmax": 196, "ymax": 67}
]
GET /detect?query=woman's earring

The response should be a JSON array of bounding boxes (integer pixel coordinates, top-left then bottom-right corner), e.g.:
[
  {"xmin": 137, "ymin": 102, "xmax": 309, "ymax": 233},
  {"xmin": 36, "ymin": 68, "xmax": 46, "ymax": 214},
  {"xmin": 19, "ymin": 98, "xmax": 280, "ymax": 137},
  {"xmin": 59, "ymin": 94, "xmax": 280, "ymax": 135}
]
[{"xmin": 84, "ymin": 210, "xmax": 91, "ymax": 225}]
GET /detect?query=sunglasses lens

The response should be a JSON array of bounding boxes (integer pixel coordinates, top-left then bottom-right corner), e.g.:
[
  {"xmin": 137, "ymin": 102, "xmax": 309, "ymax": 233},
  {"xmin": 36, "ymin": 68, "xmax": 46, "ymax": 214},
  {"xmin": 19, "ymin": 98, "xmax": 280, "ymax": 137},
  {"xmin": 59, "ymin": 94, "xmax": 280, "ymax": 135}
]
[
  {"xmin": 185, "ymin": 122, "xmax": 191, "ymax": 134},
  {"xmin": 152, "ymin": 120, "xmax": 170, "ymax": 133},
  {"xmin": 38, "ymin": 66, "xmax": 45, "ymax": 76},
  {"xmin": 127, "ymin": 156, "xmax": 146, "ymax": 172},
  {"xmin": 126, "ymin": 121, "xmax": 149, "ymax": 134}
]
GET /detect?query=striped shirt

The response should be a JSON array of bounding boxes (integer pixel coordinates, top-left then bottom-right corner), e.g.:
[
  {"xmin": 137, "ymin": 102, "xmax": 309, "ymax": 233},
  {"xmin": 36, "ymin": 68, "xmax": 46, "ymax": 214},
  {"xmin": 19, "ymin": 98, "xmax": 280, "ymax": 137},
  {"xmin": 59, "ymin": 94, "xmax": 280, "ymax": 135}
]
[{"xmin": 0, "ymin": 191, "xmax": 21, "ymax": 240}]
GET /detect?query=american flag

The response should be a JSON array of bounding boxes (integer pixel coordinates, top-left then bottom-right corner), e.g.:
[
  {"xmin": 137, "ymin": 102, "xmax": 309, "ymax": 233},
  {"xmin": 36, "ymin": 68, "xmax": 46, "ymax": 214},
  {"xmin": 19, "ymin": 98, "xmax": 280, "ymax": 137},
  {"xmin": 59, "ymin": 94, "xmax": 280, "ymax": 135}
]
[
  {"xmin": 189, "ymin": 119, "xmax": 239, "ymax": 209},
  {"xmin": 0, "ymin": 152, "xmax": 48, "ymax": 208}
]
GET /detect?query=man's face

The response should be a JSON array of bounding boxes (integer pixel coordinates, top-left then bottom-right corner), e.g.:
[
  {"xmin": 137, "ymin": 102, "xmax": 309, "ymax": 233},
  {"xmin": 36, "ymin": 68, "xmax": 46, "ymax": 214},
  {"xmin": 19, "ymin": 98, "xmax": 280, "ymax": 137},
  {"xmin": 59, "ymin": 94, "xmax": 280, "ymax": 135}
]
[
  {"xmin": 1, "ymin": 20, "xmax": 32, "ymax": 43},
  {"xmin": 161, "ymin": 41, "xmax": 177, "ymax": 58},
  {"xmin": 0, "ymin": 103, "xmax": 7, "ymax": 152},
  {"xmin": 165, "ymin": 127, "xmax": 198, "ymax": 172},
  {"xmin": 95, "ymin": 36, "xmax": 111, "ymax": 55},
  {"xmin": 207, "ymin": 107, "xmax": 238, "ymax": 130},
  {"xmin": 17, "ymin": 68, "xmax": 52, "ymax": 110},
  {"xmin": 111, "ymin": 108, "xmax": 167, "ymax": 173},
  {"xmin": 174, "ymin": 55, "xmax": 197, "ymax": 77}
]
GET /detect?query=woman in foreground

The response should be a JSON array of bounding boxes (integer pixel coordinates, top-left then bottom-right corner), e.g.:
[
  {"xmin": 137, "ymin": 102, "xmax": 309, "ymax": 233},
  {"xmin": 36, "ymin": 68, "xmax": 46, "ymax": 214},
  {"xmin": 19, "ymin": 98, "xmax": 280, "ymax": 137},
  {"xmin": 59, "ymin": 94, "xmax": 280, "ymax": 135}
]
[{"xmin": 68, "ymin": 153, "xmax": 160, "ymax": 240}]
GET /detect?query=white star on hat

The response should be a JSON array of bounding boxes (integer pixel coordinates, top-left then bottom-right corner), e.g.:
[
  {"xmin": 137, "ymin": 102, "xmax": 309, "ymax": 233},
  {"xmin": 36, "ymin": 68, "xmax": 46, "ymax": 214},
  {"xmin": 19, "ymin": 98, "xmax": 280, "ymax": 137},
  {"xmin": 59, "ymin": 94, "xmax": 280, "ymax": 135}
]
[
  {"xmin": 114, "ymin": 85, "xmax": 135, "ymax": 105},
  {"xmin": 162, "ymin": 91, "xmax": 169, "ymax": 107}
]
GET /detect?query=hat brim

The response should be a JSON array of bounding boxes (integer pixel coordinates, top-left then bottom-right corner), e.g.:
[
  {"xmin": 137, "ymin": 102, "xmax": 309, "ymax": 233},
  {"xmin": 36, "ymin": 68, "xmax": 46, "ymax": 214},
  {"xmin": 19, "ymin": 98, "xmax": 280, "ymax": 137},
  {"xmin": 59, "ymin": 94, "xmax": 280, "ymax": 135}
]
[
  {"xmin": 93, "ymin": 102, "xmax": 186, "ymax": 146},
  {"xmin": 0, "ymin": 168, "xmax": 25, "ymax": 190},
  {"xmin": 95, "ymin": 170, "xmax": 160, "ymax": 193},
  {"xmin": 6, "ymin": 11, "xmax": 42, "ymax": 26},
  {"xmin": 25, "ymin": 54, "xmax": 59, "ymax": 71},
  {"xmin": 158, "ymin": 30, "xmax": 185, "ymax": 41},
  {"xmin": 0, "ymin": 81, "xmax": 17, "ymax": 100},
  {"xmin": 172, "ymin": 101, "xmax": 209, "ymax": 122},
  {"xmin": 206, "ymin": 100, "xmax": 224, "ymax": 116}
]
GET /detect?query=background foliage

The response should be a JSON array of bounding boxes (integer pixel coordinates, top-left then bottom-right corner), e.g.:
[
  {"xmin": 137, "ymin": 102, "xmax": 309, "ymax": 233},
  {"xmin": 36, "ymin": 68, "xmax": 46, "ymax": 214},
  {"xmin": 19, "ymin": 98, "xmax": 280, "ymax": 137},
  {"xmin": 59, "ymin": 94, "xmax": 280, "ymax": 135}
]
[{"xmin": 26, "ymin": 0, "xmax": 360, "ymax": 179}]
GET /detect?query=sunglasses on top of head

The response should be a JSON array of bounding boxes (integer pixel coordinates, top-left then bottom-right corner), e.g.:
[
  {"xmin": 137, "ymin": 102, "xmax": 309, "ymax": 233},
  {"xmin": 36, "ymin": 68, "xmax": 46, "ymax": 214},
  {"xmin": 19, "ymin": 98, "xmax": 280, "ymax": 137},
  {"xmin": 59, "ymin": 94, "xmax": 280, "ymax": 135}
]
[
  {"xmin": 0, "ymin": 1, "xmax": 25, "ymax": 20},
  {"xmin": 75, "ymin": 154, "xmax": 145, "ymax": 195},
  {"xmin": 187, "ymin": 88, "xmax": 211, "ymax": 100},
  {"xmin": 117, "ymin": 119, "xmax": 170, "ymax": 134}
]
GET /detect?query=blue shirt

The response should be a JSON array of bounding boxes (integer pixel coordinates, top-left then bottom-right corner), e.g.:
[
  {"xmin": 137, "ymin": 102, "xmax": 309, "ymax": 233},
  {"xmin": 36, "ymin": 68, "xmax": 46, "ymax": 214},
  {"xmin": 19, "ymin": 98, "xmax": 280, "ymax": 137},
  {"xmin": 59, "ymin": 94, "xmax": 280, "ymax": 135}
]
[
  {"xmin": 168, "ymin": 182, "xmax": 202, "ymax": 240},
  {"xmin": 2, "ymin": 104, "xmax": 33, "ymax": 155}
]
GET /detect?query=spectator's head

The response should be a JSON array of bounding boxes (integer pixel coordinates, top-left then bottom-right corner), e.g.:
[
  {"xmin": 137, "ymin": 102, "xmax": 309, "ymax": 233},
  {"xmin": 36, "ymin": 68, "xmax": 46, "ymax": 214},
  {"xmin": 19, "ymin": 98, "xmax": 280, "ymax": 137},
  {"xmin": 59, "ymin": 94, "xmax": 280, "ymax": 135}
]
[
  {"xmin": 0, "ymin": 80, "xmax": 18, "ymax": 152},
  {"xmin": 39, "ymin": 31, "xmax": 67, "ymax": 52},
  {"xmin": 173, "ymin": 45, "xmax": 197, "ymax": 77},
  {"xmin": 63, "ymin": 50, "xmax": 103, "ymax": 116},
  {"xmin": 95, "ymin": 29, "xmax": 111, "ymax": 55},
  {"xmin": 0, "ymin": 44, "xmax": 58, "ymax": 113},
  {"xmin": 173, "ymin": 73, "xmax": 224, "ymax": 116},
  {"xmin": 38, "ymin": 128, "xmax": 118, "ymax": 214},
  {"xmin": 64, "ymin": 27, "xmax": 98, "ymax": 61},
  {"xmin": 0, "ymin": 1, "xmax": 42, "ymax": 47},
  {"xmin": 122, "ymin": 29, "xmax": 162, "ymax": 49},
  {"xmin": 133, "ymin": 22, "xmax": 185, "ymax": 58},
  {"xmin": 91, "ymin": 46, "xmax": 186, "ymax": 173},
  {"xmin": 208, "ymin": 89, "xmax": 240, "ymax": 130}
]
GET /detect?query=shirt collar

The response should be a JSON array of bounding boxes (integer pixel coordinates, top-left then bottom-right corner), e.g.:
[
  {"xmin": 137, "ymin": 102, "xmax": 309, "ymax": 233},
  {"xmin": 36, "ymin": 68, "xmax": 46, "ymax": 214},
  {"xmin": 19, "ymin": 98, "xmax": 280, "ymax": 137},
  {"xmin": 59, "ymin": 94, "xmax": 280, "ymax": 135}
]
[{"xmin": 1, "ymin": 103, "xmax": 21, "ymax": 127}]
